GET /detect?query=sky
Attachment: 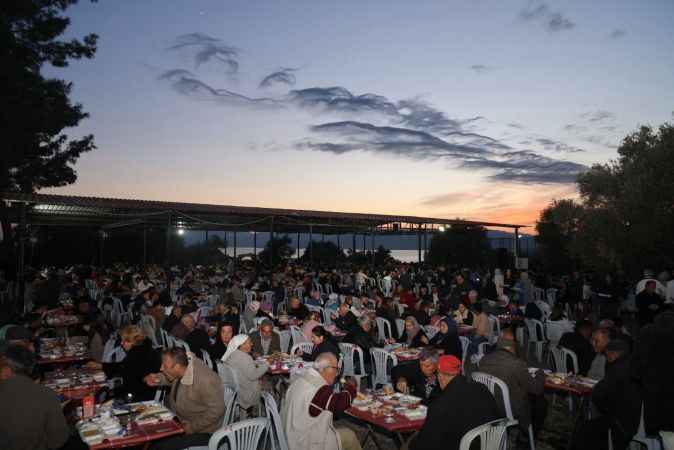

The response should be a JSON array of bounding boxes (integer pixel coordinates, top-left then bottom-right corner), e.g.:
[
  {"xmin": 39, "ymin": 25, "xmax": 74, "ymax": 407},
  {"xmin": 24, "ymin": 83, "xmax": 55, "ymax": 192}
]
[{"xmin": 45, "ymin": 0, "xmax": 674, "ymax": 227}]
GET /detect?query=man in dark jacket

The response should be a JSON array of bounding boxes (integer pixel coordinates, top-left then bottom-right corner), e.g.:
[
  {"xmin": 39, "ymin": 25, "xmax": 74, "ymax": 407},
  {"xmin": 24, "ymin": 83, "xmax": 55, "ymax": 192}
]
[
  {"xmin": 343, "ymin": 316, "xmax": 377, "ymax": 373},
  {"xmin": 636, "ymin": 280, "xmax": 663, "ymax": 326},
  {"xmin": 478, "ymin": 337, "xmax": 547, "ymax": 440},
  {"xmin": 573, "ymin": 339, "xmax": 641, "ymax": 450},
  {"xmin": 559, "ymin": 320, "xmax": 595, "ymax": 375},
  {"xmin": 334, "ymin": 302, "xmax": 358, "ymax": 332},
  {"xmin": 249, "ymin": 319, "xmax": 281, "ymax": 356},
  {"xmin": 411, "ymin": 355, "xmax": 502, "ymax": 450},
  {"xmin": 392, "ymin": 348, "xmax": 442, "ymax": 405},
  {"xmin": 0, "ymin": 344, "xmax": 70, "ymax": 450},
  {"xmin": 181, "ymin": 315, "xmax": 211, "ymax": 359}
]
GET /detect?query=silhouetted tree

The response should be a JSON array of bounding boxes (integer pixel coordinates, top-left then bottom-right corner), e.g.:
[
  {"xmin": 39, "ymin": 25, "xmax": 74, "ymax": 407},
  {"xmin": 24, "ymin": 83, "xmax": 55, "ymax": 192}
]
[
  {"xmin": 301, "ymin": 241, "xmax": 346, "ymax": 266},
  {"xmin": 428, "ymin": 225, "xmax": 492, "ymax": 268},
  {"xmin": 1, "ymin": 0, "xmax": 99, "ymax": 275},
  {"xmin": 258, "ymin": 236, "xmax": 293, "ymax": 268},
  {"xmin": 534, "ymin": 199, "xmax": 584, "ymax": 274}
]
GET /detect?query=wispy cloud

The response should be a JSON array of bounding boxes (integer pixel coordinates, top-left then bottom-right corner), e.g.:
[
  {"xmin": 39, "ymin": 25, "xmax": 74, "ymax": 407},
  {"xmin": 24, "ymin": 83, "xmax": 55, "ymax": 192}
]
[
  {"xmin": 169, "ymin": 33, "xmax": 239, "ymax": 73},
  {"xmin": 259, "ymin": 68, "xmax": 298, "ymax": 88},
  {"xmin": 158, "ymin": 69, "xmax": 280, "ymax": 107},
  {"xmin": 580, "ymin": 110, "xmax": 616, "ymax": 122},
  {"xmin": 301, "ymin": 120, "xmax": 586, "ymax": 184},
  {"xmin": 534, "ymin": 138, "xmax": 584, "ymax": 153},
  {"xmin": 519, "ymin": 2, "xmax": 575, "ymax": 33},
  {"xmin": 508, "ymin": 123, "xmax": 525, "ymax": 130},
  {"xmin": 469, "ymin": 64, "xmax": 497, "ymax": 74},
  {"xmin": 609, "ymin": 28, "xmax": 627, "ymax": 39}
]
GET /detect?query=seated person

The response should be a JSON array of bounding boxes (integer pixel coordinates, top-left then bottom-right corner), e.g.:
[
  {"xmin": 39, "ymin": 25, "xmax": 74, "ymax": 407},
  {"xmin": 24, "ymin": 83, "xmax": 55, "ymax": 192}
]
[
  {"xmin": 453, "ymin": 302, "xmax": 474, "ymax": 325},
  {"xmin": 287, "ymin": 296, "xmax": 310, "ymax": 322},
  {"xmin": 573, "ymin": 339, "xmax": 641, "ymax": 450},
  {"xmin": 0, "ymin": 344, "xmax": 70, "ymax": 450},
  {"xmin": 301, "ymin": 311, "xmax": 322, "ymax": 341},
  {"xmin": 428, "ymin": 317, "xmax": 462, "ymax": 360},
  {"xmin": 249, "ymin": 319, "xmax": 281, "ymax": 357},
  {"xmin": 181, "ymin": 314, "xmax": 211, "ymax": 359},
  {"xmin": 399, "ymin": 316, "xmax": 429, "ymax": 348},
  {"xmin": 410, "ymin": 355, "xmax": 501, "ymax": 450},
  {"xmin": 333, "ymin": 302, "xmax": 358, "ymax": 332},
  {"xmin": 220, "ymin": 335, "xmax": 268, "ymax": 416},
  {"xmin": 478, "ymin": 336, "xmax": 547, "ymax": 443},
  {"xmin": 558, "ymin": 320, "xmax": 594, "ymax": 375},
  {"xmin": 88, "ymin": 325, "xmax": 161, "ymax": 401},
  {"xmin": 392, "ymin": 348, "xmax": 442, "ymax": 405},
  {"xmin": 413, "ymin": 300, "xmax": 433, "ymax": 326},
  {"xmin": 301, "ymin": 326, "xmax": 340, "ymax": 361},
  {"xmin": 208, "ymin": 321, "xmax": 234, "ymax": 361},
  {"xmin": 343, "ymin": 316, "xmax": 377, "ymax": 372},
  {"xmin": 282, "ymin": 353, "xmax": 361, "ymax": 450}
]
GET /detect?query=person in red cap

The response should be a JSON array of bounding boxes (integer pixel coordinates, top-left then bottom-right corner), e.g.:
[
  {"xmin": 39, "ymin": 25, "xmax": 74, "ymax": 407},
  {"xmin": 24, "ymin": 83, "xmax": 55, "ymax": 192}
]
[{"xmin": 410, "ymin": 355, "xmax": 502, "ymax": 450}]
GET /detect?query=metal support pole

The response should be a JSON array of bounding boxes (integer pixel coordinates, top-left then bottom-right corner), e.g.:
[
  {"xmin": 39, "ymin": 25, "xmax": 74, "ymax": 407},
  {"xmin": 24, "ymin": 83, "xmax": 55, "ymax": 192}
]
[
  {"xmin": 417, "ymin": 225, "xmax": 422, "ymax": 263},
  {"xmin": 233, "ymin": 231, "xmax": 237, "ymax": 259},
  {"xmin": 297, "ymin": 232, "xmax": 300, "ymax": 259},
  {"xmin": 309, "ymin": 225, "xmax": 313, "ymax": 267},
  {"xmin": 100, "ymin": 230, "xmax": 105, "ymax": 267},
  {"xmin": 362, "ymin": 234, "xmax": 366, "ymax": 252},
  {"xmin": 253, "ymin": 231, "xmax": 257, "ymax": 258},
  {"xmin": 143, "ymin": 227, "xmax": 147, "ymax": 266},
  {"xmin": 370, "ymin": 229, "xmax": 375, "ymax": 267},
  {"xmin": 423, "ymin": 225, "xmax": 428, "ymax": 263},
  {"xmin": 17, "ymin": 203, "xmax": 27, "ymax": 312},
  {"xmin": 269, "ymin": 217, "xmax": 274, "ymax": 267},
  {"xmin": 337, "ymin": 234, "xmax": 341, "ymax": 249},
  {"xmin": 514, "ymin": 227, "xmax": 520, "ymax": 268},
  {"xmin": 352, "ymin": 233, "xmax": 356, "ymax": 255},
  {"xmin": 165, "ymin": 214, "xmax": 171, "ymax": 266}
]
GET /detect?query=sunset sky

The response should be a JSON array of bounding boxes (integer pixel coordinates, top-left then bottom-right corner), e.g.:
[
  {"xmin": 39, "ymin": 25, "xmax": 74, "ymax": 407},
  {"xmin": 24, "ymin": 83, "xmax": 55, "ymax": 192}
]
[{"xmin": 45, "ymin": 0, "xmax": 674, "ymax": 227}]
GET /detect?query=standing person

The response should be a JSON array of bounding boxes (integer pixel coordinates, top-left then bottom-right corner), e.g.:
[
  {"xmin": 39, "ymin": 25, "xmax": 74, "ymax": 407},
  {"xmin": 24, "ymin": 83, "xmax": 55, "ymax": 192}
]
[
  {"xmin": 145, "ymin": 347, "xmax": 225, "ymax": 450},
  {"xmin": 0, "ymin": 344, "xmax": 70, "ymax": 450},
  {"xmin": 410, "ymin": 355, "xmax": 501, "ymax": 450},
  {"xmin": 282, "ymin": 353, "xmax": 361, "ymax": 450}
]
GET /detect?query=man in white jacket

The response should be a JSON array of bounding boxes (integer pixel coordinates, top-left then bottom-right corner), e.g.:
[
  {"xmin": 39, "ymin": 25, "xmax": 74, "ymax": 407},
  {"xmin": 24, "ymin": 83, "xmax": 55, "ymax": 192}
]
[{"xmin": 282, "ymin": 353, "xmax": 361, "ymax": 450}]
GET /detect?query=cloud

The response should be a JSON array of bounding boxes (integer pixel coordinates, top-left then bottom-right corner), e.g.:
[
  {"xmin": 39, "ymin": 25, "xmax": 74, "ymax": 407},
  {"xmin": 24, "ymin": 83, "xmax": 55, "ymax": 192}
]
[
  {"xmin": 508, "ymin": 123, "xmax": 525, "ymax": 130},
  {"xmin": 288, "ymin": 86, "xmax": 399, "ymax": 115},
  {"xmin": 170, "ymin": 33, "xmax": 239, "ymax": 74},
  {"xmin": 519, "ymin": 2, "xmax": 575, "ymax": 33},
  {"xmin": 158, "ymin": 69, "xmax": 280, "ymax": 107},
  {"xmin": 563, "ymin": 123, "xmax": 588, "ymax": 133},
  {"xmin": 609, "ymin": 29, "xmax": 627, "ymax": 39},
  {"xmin": 546, "ymin": 13, "xmax": 575, "ymax": 32},
  {"xmin": 259, "ymin": 68, "xmax": 298, "ymax": 88},
  {"xmin": 534, "ymin": 138, "xmax": 584, "ymax": 153},
  {"xmin": 581, "ymin": 110, "xmax": 616, "ymax": 122},
  {"xmin": 469, "ymin": 64, "xmax": 497, "ymax": 74},
  {"xmin": 301, "ymin": 120, "xmax": 586, "ymax": 183}
]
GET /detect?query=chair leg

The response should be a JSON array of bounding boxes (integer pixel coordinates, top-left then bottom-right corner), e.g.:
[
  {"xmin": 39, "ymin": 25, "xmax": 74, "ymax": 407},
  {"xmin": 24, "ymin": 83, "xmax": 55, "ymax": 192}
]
[{"xmin": 528, "ymin": 424, "xmax": 536, "ymax": 450}]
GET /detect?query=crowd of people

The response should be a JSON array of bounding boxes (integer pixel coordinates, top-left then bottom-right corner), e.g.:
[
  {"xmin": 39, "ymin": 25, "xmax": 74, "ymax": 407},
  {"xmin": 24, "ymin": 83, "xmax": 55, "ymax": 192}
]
[{"xmin": 1, "ymin": 261, "xmax": 673, "ymax": 450}]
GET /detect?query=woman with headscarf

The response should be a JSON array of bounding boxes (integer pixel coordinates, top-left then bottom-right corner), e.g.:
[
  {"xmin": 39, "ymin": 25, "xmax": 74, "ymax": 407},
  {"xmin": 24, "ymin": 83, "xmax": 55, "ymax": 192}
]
[
  {"xmin": 399, "ymin": 316, "xmax": 429, "ymax": 348},
  {"xmin": 428, "ymin": 316, "xmax": 463, "ymax": 360},
  {"xmin": 221, "ymin": 334, "xmax": 268, "ymax": 416}
]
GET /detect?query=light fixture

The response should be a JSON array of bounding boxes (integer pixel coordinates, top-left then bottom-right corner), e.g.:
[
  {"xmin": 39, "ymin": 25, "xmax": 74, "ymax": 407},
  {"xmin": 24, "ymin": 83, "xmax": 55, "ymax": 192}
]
[
  {"xmin": 177, "ymin": 228, "xmax": 185, "ymax": 235},
  {"xmin": 438, "ymin": 226, "xmax": 445, "ymax": 232}
]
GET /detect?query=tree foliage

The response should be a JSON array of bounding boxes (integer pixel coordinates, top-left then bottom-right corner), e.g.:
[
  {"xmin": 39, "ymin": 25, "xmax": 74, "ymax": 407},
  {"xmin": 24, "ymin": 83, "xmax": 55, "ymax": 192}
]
[
  {"xmin": 301, "ymin": 241, "xmax": 346, "ymax": 267},
  {"xmin": 536, "ymin": 123, "xmax": 674, "ymax": 276},
  {"xmin": 534, "ymin": 199, "xmax": 584, "ymax": 274},
  {"xmin": 428, "ymin": 225, "xmax": 492, "ymax": 268},
  {"xmin": 258, "ymin": 236, "xmax": 294, "ymax": 268}
]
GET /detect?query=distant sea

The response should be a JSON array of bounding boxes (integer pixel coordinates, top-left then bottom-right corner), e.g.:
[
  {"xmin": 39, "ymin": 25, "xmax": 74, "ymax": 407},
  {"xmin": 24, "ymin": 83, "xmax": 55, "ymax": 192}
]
[{"xmin": 220, "ymin": 247, "xmax": 422, "ymax": 263}]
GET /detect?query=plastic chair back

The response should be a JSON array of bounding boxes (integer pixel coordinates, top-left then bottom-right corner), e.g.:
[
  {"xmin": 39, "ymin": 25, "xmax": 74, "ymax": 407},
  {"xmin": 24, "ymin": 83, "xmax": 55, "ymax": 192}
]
[
  {"xmin": 208, "ymin": 417, "xmax": 269, "ymax": 450},
  {"xmin": 223, "ymin": 385, "xmax": 238, "ymax": 425},
  {"xmin": 289, "ymin": 326, "xmax": 306, "ymax": 345},
  {"xmin": 472, "ymin": 372, "xmax": 515, "ymax": 421},
  {"xmin": 559, "ymin": 347, "xmax": 579, "ymax": 374},
  {"xmin": 370, "ymin": 348, "xmax": 398, "ymax": 388},
  {"xmin": 459, "ymin": 418, "xmax": 516, "ymax": 450},
  {"xmin": 375, "ymin": 317, "xmax": 393, "ymax": 343},
  {"xmin": 338, "ymin": 343, "xmax": 367, "ymax": 378},
  {"xmin": 290, "ymin": 342, "xmax": 314, "ymax": 356},
  {"xmin": 459, "ymin": 336, "xmax": 470, "ymax": 374},
  {"xmin": 261, "ymin": 392, "xmax": 289, "ymax": 450},
  {"xmin": 202, "ymin": 349, "xmax": 214, "ymax": 370},
  {"xmin": 424, "ymin": 325, "xmax": 439, "ymax": 340},
  {"xmin": 278, "ymin": 330, "xmax": 291, "ymax": 353}
]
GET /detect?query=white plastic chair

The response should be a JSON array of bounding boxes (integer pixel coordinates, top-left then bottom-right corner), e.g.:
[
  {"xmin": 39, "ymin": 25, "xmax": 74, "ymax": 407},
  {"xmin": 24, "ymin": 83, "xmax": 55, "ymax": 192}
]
[
  {"xmin": 261, "ymin": 392, "xmax": 289, "ymax": 450},
  {"xmin": 202, "ymin": 349, "xmax": 214, "ymax": 370},
  {"xmin": 140, "ymin": 315, "xmax": 158, "ymax": 347},
  {"xmin": 338, "ymin": 343, "xmax": 367, "ymax": 390},
  {"xmin": 290, "ymin": 342, "xmax": 314, "ymax": 356},
  {"xmin": 488, "ymin": 315, "xmax": 500, "ymax": 345},
  {"xmin": 472, "ymin": 372, "xmax": 534, "ymax": 450},
  {"xmin": 370, "ymin": 348, "xmax": 398, "ymax": 388},
  {"xmin": 395, "ymin": 318, "xmax": 405, "ymax": 338},
  {"xmin": 459, "ymin": 336, "xmax": 470, "ymax": 374},
  {"xmin": 223, "ymin": 384, "xmax": 239, "ymax": 426},
  {"xmin": 289, "ymin": 326, "xmax": 306, "ymax": 346},
  {"xmin": 208, "ymin": 417, "xmax": 269, "ymax": 450},
  {"xmin": 375, "ymin": 317, "xmax": 393, "ymax": 344},
  {"xmin": 629, "ymin": 403, "xmax": 662, "ymax": 450},
  {"xmin": 544, "ymin": 321, "xmax": 568, "ymax": 349},
  {"xmin": 424, "ymin": 325, "xmax": 439, "ymax": 340},
  {"xmin": 459, "ymin": 418, "xmax": 516, "ymax": 450},
  {"xmin": 277, "ymin": 330, "xmax": 291, "ymax": 353},
  {"xmin": 173, "ymin": 339, "xmax": 191, "ymax": 354},
  {"xmin": 524, "ymin": 319, "xmax": 546, "ymax": 362}
]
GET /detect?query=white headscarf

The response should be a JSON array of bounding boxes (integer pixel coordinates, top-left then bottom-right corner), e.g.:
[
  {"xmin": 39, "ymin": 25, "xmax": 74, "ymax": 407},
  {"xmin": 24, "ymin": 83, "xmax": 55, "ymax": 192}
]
[{"xmin": 221, "ymin": 334, "xmax": 249, "ymax": 363}]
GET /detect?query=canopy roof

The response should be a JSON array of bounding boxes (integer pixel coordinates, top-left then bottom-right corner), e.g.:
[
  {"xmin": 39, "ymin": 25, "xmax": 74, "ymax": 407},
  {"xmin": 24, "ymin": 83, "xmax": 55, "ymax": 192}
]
[{"xmin": 1, "ymin": 192, "xmax": 524, "ymax": 234}]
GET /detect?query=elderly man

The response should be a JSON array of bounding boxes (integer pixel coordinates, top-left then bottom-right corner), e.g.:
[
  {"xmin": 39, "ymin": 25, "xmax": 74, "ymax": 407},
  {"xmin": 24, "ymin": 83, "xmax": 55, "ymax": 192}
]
[
  {"xmin": 0, "ymin": 344, "xmax": 70, "ymax": 450},
  {"xmin": 411, "ymin": 355, "xmax": 501, "ymax": 450},
  {"xmin": 479, "ymin": 336, "xmax": 547, "ymax": 445},
  {"xmin": 250, "ymin": 319, "xmax": 281, "ymax": 356},
  {"xmin": 287, "ymin": 296, "xmax": 310, "ymax": 322},
  {"xmin": 391, "ymin": 348, "xmax": 442, "ymax": 405},
  {"xmin": 180, "ymin": 314, "xmax": 211, "ymax": 359},
  {"xmin": 333, "ymin": 302, "xmax": 358, "ymax": 332},
  {"xmin": 588, "ymin": 327, "xmax": 610, "ymax": 380},
  {"xmin": 573, "ymin": 339, "xmax": 641, "ymax": 450},
  {"xmin": 343, "ymin": 315, "xmax": 379, "ymax": 373},
  {"xmin": 145, "ymin": 347, "xmax": 225, "ymax": 450},
  {"xmin": 282, "ymin": 352, "xmax": 361, "ymax": 450}
]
